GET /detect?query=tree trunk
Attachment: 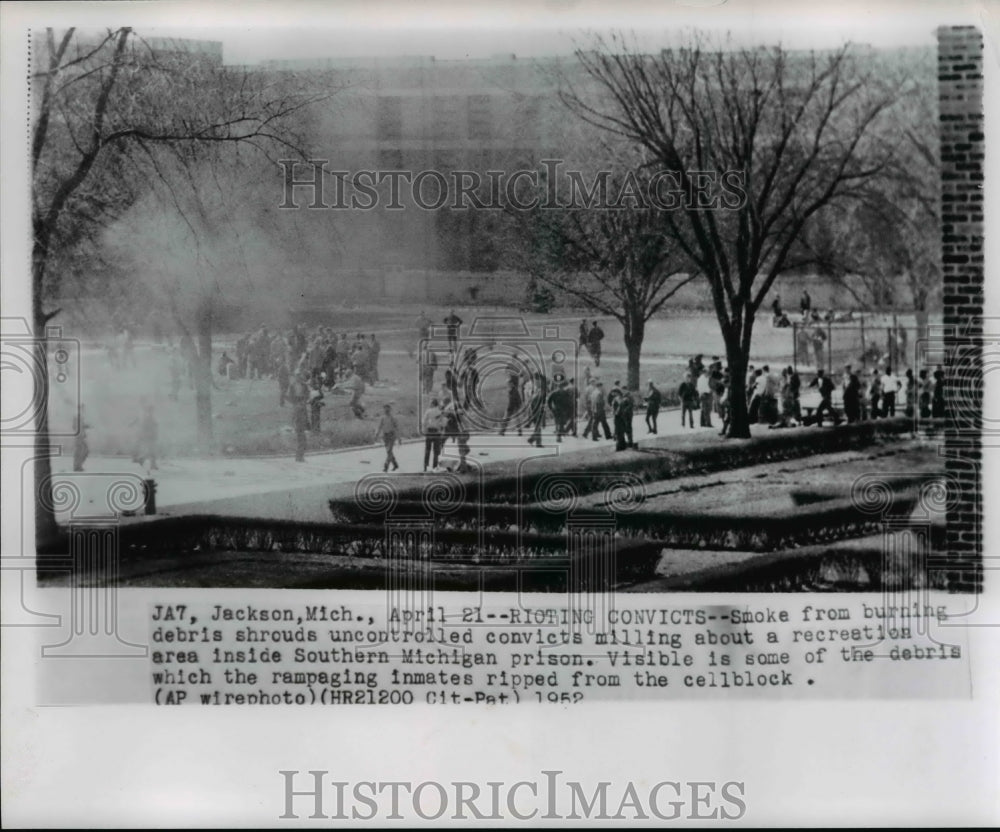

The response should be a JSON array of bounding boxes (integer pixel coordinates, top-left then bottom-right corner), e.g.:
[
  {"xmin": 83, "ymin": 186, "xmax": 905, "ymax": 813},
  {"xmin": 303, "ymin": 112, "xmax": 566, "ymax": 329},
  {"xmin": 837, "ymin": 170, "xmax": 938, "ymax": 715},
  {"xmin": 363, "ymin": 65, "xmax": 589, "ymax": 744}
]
[
  {"xmin": 724, "ymin": 312, "xmax": 755, "ymax": 439},
  {"xmin": 725, "ymin": 342, "xmax": 751, "ymax": 439},
  {"xmin": 622, "ymin": 312, "xmax": 644, "ymax": 392},
  {"xmin": 31, "ymin": 243, "xmax": 61, "ymax": 551},
  {"xmin": 32, "ymin": 298, "xmax": 60, "ymax": 551},
  {"xmin": 914, "ymin": 306, "xmax": 929, "ymax": 357},
  {"xmin": 195, "ymin": 298, "xmax": 213, "ymax": 448}
]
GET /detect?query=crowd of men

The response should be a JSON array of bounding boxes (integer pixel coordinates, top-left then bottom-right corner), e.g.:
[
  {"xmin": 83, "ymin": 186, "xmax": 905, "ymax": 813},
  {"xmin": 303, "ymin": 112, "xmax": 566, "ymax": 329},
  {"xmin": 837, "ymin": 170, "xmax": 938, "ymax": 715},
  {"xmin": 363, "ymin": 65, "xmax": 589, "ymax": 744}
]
[
  {"xmin": 101, "ymin": 306, "xmax": 949, "ymax": 472},
  {"xmin": 411, "ymin": 361, "xmax": 658, "ymax": 473},
  {"xmin": 674, "ymin": 353, "xmax": 950, "ymax": 433},
  {"xmin": 222, "ymin": 325, "xmax": 383, "ymax": 388},
  {"xmin": 252, "ymin": 307, "xmax": 951, "ymax": 470},
  {"xmin": 211, "ymin": 324, "xmax": 383, "ymax": 461}
]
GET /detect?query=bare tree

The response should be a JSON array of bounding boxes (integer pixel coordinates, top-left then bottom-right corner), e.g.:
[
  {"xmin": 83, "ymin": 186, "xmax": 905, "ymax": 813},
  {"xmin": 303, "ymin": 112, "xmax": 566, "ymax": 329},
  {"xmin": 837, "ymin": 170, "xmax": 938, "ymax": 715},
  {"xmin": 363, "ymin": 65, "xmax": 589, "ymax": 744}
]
[
  {"xmin": 31, "ymin": 27, "xmax": 332, "ymax": 546},
  {"xmin": 559, "ymin": 33, "xmax": 903, "ymax": 437},
  {"xmin": 510, "ymin": 167, "xmax": 694, "ymax": 390},
  {"xmin": 800, "ymin": 55, "xmax": 940, "ymax": 345}
]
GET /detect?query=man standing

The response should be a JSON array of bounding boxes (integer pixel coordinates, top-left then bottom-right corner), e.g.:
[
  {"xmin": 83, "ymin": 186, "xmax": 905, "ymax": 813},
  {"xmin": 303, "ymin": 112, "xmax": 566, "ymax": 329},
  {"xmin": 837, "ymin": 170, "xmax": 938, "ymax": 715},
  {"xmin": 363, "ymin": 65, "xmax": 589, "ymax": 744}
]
[
  {"xmin": 613, "ymin": 389, "xmax": 636, "ymax": 451},
  {"xmin": 761, "ymin": 365, "xmax": 780, "ymax": 424},
  {"xmin": 843, "ymin": 372, "xmax": 862, "ymax": 423},
  {"xmin": 286, "ymin": 369, "xmax": 310, "ymax": 462},
  {"xmin": 718, "ymin": 370, "xmax": 732, "ymax": 436},
  {"xmin": 678, "ymin": 373, "xmax": 697, "ymax": 429},
  {"xmin": 588, "ymin": 380, "xmax": 613, "ymax": 441},
  {"xmin": 526, "ymin": 372, "xmax": 548, "ymax": 447},
  {"xmin": 644, "ymin": 380, "xmax": 662, "ymax": 434},
  {"xmin": 800, "ymin": 289, "xmax": 812, "ymax": 317},
  {"xmin": 422, "ymin": 398, "xmax": 445, "ymax": 472},
  {"xmin": 580, "ymin": 377, "xmax": 595, "ymax": 439},
  {"xmin": 932, "ymin": 366, "xmax": 947, "ymax": 418},
  {"xmin": 771, "ymin": 295, "xmax": 783, "ymax": 321},
  {"xmin": 369, "ymin": 333, "xmax": 381, "ymax": 382},
  {"xmin": 787, "ymin": 366, "xmax": 802, "ymax": 423},
  {"xmin": 461, "ymin": 347, "xmax": 480, "ymax": 410},
  {"xmin": 546, "ymin": 381, "xmax": 569, "ymax": 442},
  {"xmin": 881, "ymin": 366, "xmax": 899, "ymax": 417},
  {"xmin": 696, "ymin": 367, "xmax": 714, "ymax": 428},
  {"xmin": 374, "ymin": 403, "xmax": 400, "ymax": 472},
  {"xmin": 607, "ymin": 379, "xmax": 624, "ymax": 413},
  {"xmin": 588, "ymin": 321, "xmax": 604, "ymax": 367},
  {"xmin": 811, "ymin": 322, "xmax": 827, "ymax": 370},
  {"xmin": 868, "ymin": 368, "xmax": 883, "ymax": 418},
  {"xmin": 499, "ymin": 369, "xmax": 523, "ymax": 436},
  {"xmin": 744, "ymin": 364, "xmax": 756, "ymax": 407},
  {"xmin": 443, "ymin": 309, "xmax": 463, "ymax": 354},
  {"xmin": 691, "ymin": 354, "xmax": 705, "ymax": 382},
  {"xmin": 710, "ymin": 358, "xmax": 725, "ymax": 418}
]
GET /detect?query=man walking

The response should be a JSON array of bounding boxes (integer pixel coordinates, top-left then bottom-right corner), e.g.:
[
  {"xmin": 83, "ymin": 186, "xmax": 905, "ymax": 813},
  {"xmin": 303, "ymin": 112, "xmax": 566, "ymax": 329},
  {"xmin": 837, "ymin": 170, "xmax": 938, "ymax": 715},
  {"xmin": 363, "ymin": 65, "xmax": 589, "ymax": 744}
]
[
  {"xmin": 374, "ymin": 403, "xmax": 400, "ymax": 472},
  {"xmin": 808, "ymin": 369, "xmax": 839, "ymax": 427},
  {"xmin": 613, "ymin": 389, "xmax": 636, "ymax": 451},
  {"xmin": 644, "ymin": 380, "xmax": 662, "ymax": 434},
  {"xmin": 443, "ymin": 309, "xmax": 463, "ymax": 354},
  {"xmin": 588, "ymin": 380, "xmax": 613, "ymax": 441}
]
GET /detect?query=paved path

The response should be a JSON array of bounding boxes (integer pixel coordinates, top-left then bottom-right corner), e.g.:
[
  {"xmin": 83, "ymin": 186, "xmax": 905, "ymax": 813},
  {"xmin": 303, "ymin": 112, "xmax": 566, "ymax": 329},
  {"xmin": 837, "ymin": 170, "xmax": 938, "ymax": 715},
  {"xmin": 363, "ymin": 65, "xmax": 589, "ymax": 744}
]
[{"xmin": 49, "ymin": 410, "xmax": 750, "ymax": 521}]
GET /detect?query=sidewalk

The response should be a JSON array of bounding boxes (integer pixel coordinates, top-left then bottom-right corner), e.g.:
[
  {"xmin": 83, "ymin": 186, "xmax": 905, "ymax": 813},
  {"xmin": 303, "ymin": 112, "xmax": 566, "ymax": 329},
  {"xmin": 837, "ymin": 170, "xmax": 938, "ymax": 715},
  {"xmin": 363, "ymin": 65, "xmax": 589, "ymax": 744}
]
[{"xmin": 49, "ymin": 411, "xmax": 735, "ymax": 521}]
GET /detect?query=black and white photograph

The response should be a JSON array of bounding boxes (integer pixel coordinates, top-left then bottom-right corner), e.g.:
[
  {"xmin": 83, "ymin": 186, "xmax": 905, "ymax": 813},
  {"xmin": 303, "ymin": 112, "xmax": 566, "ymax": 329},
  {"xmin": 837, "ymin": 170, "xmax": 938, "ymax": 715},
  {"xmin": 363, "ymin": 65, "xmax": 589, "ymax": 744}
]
[
  {"xmin": 1, "ymin": 0, "xmax": 997, "ymax": 826},
  {"xmin": 21, "ymin": 9, "xmax": 982, "ymax": 594}
]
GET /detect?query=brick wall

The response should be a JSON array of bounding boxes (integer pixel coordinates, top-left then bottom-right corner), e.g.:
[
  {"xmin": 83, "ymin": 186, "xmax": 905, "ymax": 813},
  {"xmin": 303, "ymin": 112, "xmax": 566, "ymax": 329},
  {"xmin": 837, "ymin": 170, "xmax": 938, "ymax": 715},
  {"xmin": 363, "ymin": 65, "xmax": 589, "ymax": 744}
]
[{"xmin": 937, "ymin": 26, "xmax": 984, "ymax": 592}]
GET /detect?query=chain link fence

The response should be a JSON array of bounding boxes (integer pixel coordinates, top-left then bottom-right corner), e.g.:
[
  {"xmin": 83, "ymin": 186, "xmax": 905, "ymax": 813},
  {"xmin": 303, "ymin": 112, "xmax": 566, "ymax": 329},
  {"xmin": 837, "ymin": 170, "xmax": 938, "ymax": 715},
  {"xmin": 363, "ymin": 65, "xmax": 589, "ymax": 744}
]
[{"xmin": 791, "ymin": 314, "xmax": 918, "ymax": 374}]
